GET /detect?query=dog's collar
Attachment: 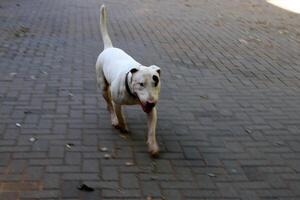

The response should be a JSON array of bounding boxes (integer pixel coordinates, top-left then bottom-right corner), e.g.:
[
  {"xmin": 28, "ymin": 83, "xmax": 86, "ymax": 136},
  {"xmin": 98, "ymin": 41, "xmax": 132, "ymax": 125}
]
[{"xmin": 125, "ymin": 71, "xmax": 137, "ymax": 98}]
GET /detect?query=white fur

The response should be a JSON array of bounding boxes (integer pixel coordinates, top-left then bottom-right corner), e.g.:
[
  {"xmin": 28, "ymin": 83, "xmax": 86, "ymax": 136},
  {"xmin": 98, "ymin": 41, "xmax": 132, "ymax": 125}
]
[{"xmin": 95, "ymin": 5, "xmax": 161, "ymax": 156}]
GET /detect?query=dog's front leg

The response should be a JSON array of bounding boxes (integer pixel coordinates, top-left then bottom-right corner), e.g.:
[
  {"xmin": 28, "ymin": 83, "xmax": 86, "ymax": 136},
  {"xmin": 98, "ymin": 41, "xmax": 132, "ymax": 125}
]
[
  {"xmin": 113, "ymin": 103, "xmax": 129, "ymax": 133},
  {"xmin": 147, "ymin": 107, "xmax": 159, "ymax": 156}
]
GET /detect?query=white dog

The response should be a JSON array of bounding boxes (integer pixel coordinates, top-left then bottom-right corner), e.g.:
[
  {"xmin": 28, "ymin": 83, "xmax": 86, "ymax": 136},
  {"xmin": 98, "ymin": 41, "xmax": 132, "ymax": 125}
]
[{"xmin": 95, "ymin": 5, "xmax": 161, "ymax": 156}]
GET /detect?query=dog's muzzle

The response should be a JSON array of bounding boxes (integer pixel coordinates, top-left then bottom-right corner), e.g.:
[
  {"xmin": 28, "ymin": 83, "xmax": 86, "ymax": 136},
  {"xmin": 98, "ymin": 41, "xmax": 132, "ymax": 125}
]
[{"xmin": 141, "ymin": 101, "xmax": 156, "ymax": 113}]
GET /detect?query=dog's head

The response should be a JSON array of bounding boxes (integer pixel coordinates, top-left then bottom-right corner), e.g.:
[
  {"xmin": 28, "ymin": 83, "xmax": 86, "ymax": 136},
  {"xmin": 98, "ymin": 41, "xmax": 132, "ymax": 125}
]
[{"xmin": 129, "ymin": 65, "xmax": 161, "ymax": 113}]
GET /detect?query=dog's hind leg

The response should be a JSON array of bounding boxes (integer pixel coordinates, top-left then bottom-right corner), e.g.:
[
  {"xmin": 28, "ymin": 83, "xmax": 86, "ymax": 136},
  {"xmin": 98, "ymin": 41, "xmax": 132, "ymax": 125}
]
[
  {"xmin": 113, "ymin": 103, "xmax": 128, "ymax": 133},
  {"xmin": 97, "ymin": 72, "xmax": 119, "ymax": 127},
  {"xmin": 104, "ymin": 88, "xmax": 119, "ymax": 127}
]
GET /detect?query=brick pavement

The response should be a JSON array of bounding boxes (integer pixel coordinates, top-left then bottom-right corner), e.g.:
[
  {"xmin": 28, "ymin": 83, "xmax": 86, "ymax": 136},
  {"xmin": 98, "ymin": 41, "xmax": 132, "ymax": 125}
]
[{"xmin": 1, "ymin": 0, "xmax": 300, "ymax": 199}]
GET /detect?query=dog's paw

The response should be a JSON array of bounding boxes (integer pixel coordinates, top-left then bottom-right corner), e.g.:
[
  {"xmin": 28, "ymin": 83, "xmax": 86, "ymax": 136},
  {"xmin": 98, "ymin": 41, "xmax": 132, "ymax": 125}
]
[
  {"xmin": 147, "ymin": 142, "xmax": 159, "ymax": 157},
  {"xmin": 111, "ymin": 115, "xmax": 119, "ymax": 127},
  {"xmin": 112, "ymin": 121, "xmax": 129, "ymax": 133},
  {"xmin": 120, "ymin": 127, "xmax": 129, "ymax": 134},
  {"xmin": 112, "ymin": 123, "xmax": 120, "ymax": 129}
]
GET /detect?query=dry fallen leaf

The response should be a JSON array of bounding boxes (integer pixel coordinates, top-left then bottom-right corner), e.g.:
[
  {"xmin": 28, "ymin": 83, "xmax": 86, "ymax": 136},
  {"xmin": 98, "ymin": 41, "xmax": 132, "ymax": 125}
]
[
  {"xmin": 238, "ymin": 38, "xmax": 248, "ymax": 45},
  {"xmin": 119, "ymin": 134, "xmax": 128, "ymax": 139},
  {"xmin": 29, "ymin": 137, "xmax": 37, "ymax": 142},
  {"xmin": 245, "ymin": 129, "xmax": 252, "ymax": 134},
  {"xmin": 65, "ymin": 143, "xmax": 74, "ymax": 150},
  {"xmin": 207, "ymin": 173, "xmax": 216, "ymax": 177},
  {"xmin": 10, "ymin": 72, "xmax": 17, "ymax": 77},
  {"xmin": 104, "ymin": 153, "xmax": 111, "ymax": 159},
  {"xmin": 125, "ymin": 161, "xmax": 134, "ymax": 166},
  {"xmin": 99, "ymin": 147, "xmax": 108, "ymax": 152}
]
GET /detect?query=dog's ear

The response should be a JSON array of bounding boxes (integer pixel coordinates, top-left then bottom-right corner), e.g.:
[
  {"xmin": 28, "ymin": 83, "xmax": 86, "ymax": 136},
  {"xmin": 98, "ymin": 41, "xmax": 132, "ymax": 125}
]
[
  {"xmin": 130, "ymin": 68, "xmax": 138, "ymax": 74},
  {"xmin": 156, "ymin": 69, "xmax": 161, "ymax": 76},
  {"xmin": 149, "ymin": 65, "xmax": 161, "ymax": 76}
]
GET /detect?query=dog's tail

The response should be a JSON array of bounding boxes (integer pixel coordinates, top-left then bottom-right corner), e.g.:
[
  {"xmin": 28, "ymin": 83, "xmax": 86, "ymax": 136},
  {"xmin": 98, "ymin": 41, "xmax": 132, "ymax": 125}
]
[{"xmin": 100, "ymin": 5, "xmax": 113, "ymax": 49}]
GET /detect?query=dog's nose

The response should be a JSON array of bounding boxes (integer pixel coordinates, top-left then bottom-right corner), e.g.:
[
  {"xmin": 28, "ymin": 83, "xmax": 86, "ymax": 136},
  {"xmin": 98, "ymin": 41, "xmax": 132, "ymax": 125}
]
[{"xmin": 146, "ymin": 101, "xmax": 156, "ymax": 108}]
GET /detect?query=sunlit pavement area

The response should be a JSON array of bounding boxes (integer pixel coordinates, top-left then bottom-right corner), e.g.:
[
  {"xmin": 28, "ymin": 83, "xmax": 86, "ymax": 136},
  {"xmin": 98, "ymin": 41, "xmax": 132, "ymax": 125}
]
[{"xmin": 1, "ymin": 0, "xmax": 300, "ymax": 199}]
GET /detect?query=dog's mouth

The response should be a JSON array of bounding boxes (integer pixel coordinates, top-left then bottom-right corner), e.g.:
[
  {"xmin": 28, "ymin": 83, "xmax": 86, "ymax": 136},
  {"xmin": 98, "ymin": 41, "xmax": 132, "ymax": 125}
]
[
  {"xmin": 135, "ymin": 95, "xmax": 157, "ymax": 113},
  {"xmin": 141, "ymin": 104, "xmax": 153, "ymax": 113},
  {"xmin": 140, "ymin": 101, "xmax": 156, "ymax": 113}
]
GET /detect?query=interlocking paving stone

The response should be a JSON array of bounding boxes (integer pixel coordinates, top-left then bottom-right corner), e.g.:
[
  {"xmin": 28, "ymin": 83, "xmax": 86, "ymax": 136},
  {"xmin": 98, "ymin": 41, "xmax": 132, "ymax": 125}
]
[{"xmin": 1, "ymin": 0, "xmax": 300, "ymax": 199}]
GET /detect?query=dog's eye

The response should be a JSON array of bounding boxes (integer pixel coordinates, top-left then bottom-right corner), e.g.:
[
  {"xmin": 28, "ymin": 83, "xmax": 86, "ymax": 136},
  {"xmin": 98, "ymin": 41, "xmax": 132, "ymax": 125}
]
[
  {"xmin": 139, "ymin": 83, "xmax": 144, "ymax": 87},
  {"xmin": 152, "ymin": 75, "xmax": 159, "ymax": 87}
]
